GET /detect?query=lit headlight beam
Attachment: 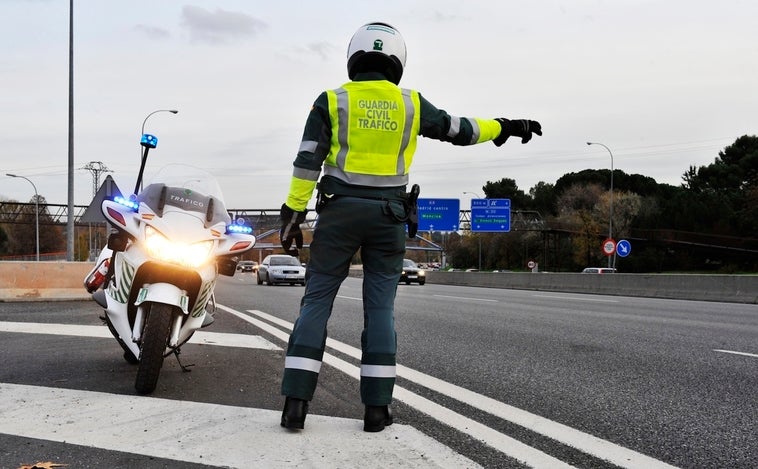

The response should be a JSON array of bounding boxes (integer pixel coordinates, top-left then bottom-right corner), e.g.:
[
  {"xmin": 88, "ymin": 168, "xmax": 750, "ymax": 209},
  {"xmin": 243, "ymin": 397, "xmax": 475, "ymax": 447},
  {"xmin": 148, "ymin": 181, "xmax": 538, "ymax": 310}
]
[{"xmin": 144, "ymin": 226, "xmax": 214, "ymax": 268}]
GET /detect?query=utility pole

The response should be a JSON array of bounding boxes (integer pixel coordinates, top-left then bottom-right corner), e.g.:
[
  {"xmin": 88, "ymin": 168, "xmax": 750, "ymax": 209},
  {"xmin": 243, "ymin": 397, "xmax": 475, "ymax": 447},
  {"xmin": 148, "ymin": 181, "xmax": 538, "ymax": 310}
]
[
  {"xmin": 81, "ymin": 161, "xmax": 111, "ymax": 261},
  {"xmin": 81, "ymin": 161, "xmax": 112, "ymax": 197}
]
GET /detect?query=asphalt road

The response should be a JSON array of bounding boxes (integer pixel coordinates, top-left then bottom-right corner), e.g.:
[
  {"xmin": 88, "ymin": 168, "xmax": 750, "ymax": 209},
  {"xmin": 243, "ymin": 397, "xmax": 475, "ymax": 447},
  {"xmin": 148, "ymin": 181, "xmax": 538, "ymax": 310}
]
[{"xmin": 1, "ymin": 273, "xmax": 756, "ymax": 468}]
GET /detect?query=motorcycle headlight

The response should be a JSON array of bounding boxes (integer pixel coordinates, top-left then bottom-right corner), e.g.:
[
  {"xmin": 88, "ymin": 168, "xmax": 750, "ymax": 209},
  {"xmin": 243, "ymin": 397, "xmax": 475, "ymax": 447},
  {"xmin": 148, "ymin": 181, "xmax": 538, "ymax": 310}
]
[{"xmin": 144, "ymin": 225, "xmax": 214, "ymax": 268}]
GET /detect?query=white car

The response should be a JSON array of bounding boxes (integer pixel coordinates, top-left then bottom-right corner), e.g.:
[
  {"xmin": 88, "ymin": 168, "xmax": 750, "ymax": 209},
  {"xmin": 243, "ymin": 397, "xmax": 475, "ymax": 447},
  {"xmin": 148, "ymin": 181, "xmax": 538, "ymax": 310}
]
[
  {"xmin": 582, "ymin": 267, "xmax": 617, "ymax": 274},
  {"xmin": 257, "ymin": 254, "xmax": 306, "ymax": 286}
]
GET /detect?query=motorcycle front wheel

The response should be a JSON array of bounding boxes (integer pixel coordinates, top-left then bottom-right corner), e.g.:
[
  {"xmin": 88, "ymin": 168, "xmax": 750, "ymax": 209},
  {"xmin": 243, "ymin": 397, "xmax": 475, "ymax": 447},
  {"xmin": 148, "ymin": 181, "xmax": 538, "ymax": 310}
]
[{"xmin": 134, "ymin": 303, "xmax": 174, "ymax": 394}]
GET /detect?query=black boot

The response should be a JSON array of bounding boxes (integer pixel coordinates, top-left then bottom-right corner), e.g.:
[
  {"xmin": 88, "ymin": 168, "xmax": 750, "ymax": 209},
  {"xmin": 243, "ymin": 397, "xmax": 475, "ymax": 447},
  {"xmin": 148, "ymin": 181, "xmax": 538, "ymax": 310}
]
[
  {"xmin": 281, "ymin": 397, "xmax": 308, "ymax": 429},
  {"xmin": 363, "ymin": 405, "xmax": 393, "ymax": 432}
]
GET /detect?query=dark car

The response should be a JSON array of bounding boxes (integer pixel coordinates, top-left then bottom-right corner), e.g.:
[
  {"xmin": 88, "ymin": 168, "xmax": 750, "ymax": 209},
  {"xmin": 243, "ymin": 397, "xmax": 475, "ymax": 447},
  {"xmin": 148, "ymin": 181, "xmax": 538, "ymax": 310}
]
[
  {"xmin": 237, "ymin": 260, "xmax": 258, "ymax": 273},
  {"xmin": 399, "ymin": 259, "xmax": 425, "ymax": 285},
  {"xmin": 257, "ymin": 254, "xmax": 306, "ymax": 286}
]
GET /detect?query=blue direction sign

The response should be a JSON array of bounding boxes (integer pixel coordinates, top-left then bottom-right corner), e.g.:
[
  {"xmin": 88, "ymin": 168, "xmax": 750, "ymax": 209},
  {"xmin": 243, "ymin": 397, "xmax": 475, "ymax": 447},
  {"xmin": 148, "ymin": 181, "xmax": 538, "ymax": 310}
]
[
  {"xmin": 471, "ymin": 198, "xmax": 511, "ymax": 232},
  {"xmin": 417, "ymin": 198, "xmax": 460, "ymax": 231},
  {"xmin": 616, "ymin": 239, "xmax": 632, "ymax": 257}
]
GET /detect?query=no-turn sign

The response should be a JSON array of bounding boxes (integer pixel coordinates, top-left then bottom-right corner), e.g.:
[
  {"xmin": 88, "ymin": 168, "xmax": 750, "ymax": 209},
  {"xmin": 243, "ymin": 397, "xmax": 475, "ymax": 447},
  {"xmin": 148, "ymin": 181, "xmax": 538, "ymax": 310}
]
[{"xmin": 602, "ymin": 238, "xmax": 616, "ymax": 256}]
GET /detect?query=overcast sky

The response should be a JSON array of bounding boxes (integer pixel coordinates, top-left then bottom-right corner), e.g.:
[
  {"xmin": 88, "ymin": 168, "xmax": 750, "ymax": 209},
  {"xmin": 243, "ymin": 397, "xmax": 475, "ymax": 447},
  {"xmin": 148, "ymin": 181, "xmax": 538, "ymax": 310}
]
[{"xmin": 2, "ymin": 0, "xmax": 756, "ymax": 210}]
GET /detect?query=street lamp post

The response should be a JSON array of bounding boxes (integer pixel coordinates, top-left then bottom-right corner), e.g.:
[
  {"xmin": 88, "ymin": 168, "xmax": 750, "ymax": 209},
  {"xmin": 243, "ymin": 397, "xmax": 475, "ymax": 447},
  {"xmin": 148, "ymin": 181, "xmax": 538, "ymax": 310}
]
[
  {"xmin": 463, "ymin": 191, "xmax": 483, "ymax": 270},
  {"xmin": 7, "ymin": 173, "xmax": 40, "ymax": 261},
  {"xmin": 586, "ymin": 142, "xmax": 614, "ymax": 268},
  {"xmin": 141, "ymin": 109, "xmax": 178, "ymax": 138}
]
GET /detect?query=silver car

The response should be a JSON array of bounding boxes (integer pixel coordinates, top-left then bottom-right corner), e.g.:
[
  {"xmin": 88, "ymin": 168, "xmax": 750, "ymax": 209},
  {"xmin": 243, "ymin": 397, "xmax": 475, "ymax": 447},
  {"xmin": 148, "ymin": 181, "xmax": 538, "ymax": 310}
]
[{"xmin": 257, "ymin": 254, "xmax": 306, "ymax": 286}]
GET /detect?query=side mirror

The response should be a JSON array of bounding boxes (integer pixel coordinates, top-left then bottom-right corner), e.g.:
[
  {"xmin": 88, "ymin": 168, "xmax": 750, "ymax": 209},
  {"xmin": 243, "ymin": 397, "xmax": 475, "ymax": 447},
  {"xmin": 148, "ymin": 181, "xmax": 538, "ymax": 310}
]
[
  {"xmin": 107, "ymin": 232, "xmax": 129, "ymax": 252},
  {"xmin": 217, "ymin": 257, "xmax": 238, "ymax": 277}
]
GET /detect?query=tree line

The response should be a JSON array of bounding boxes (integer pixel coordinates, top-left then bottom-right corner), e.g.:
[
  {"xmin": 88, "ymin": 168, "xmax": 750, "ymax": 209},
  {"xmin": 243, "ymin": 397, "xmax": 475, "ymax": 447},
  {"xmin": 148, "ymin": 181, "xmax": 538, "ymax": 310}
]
[
  {"xmin": 430, "ymin": 135, "xmax": 758, "ymax": 272},
  {"xmin": 0, "ymin": 195, "xmax": 68, "ymax": 259}
]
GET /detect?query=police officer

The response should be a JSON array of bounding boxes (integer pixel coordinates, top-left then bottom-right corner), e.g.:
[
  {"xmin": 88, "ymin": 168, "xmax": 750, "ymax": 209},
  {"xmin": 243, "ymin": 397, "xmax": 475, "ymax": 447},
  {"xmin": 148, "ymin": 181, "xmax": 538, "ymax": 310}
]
[{"xmin": 279, "ymin": 22, "xmax": 542, "ymax": 432}]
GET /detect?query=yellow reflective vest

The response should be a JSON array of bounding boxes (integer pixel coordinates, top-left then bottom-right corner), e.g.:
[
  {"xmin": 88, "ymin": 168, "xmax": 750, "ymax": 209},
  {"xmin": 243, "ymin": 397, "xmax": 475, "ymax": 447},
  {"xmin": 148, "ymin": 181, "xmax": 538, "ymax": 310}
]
[{"xmin": 322, "ymin": 80, "xmax": 421, "ymax": 188}]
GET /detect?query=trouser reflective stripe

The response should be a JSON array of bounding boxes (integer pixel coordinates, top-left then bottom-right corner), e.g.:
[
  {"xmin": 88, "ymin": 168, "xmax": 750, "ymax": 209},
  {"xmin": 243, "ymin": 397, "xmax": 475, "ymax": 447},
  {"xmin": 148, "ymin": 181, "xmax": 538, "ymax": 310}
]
[
  {"xmin": 360, "ymin": 364, "xmax": 396, "ymax": 378},
  {"xmin": 285, "ymin": 356, "xmax": 322, "ymax": 373}
]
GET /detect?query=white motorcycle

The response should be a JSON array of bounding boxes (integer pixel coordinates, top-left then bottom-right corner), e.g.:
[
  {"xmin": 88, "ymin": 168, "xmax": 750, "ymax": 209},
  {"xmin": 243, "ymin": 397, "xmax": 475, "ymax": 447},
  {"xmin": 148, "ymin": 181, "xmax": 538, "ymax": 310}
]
[{"xmin": 84, "ymin": 133, "xmax": 255, "ymax": 394}]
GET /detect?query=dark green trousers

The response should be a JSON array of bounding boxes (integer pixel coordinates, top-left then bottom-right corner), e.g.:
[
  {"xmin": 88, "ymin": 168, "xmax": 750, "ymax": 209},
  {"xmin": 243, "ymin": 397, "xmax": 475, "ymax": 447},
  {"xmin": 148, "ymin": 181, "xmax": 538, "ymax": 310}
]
[{"xmin": 281, "ymin": 196, "xmax": 406, "ymax": 405}]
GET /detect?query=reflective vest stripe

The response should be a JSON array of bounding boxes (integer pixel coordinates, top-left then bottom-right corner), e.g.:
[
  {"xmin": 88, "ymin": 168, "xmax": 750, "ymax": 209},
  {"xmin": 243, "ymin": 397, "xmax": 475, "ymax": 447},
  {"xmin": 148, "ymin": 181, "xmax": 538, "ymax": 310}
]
[
  {"xmin": 468, "ymin": 117, "xmax": 481, "ymax": 144},
  {"xmin": 292, "ymin": 166, "xmax": 320, "ymax": 182},
  {"xmin": 285, "ymin": 356, "xmax": 322, "ymax": 373},
  {"xmin": 322, "ymin": 167, "xmax": 408, "ymax": 186},
  {"xmin": 360, "ymin": 364, "xmax": 397, "ymax": 378},
  {"xmin": 299, "ymin": 139, "xmax": 318, "ymax": 153},
  {"xmin": 396, "ymin": 88, "xmax": 416, "ymax": 175},
  {"xmin": 334, "ymin": 88, "xmax": 350, "ymax": 172},
  {"xmin": 447, "ymin": 115, "xmax": 461, "ymax": 138}
]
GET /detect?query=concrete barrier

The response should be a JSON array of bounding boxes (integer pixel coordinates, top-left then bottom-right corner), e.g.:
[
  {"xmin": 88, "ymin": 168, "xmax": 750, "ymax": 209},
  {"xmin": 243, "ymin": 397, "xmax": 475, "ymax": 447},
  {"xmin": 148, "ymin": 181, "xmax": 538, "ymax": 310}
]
[
  {"xmin": 423, "ymin": 271, "xmax": 758, "ymax": 304},
  {"xmin": 0, "ymin": 261, "xmax": 94, "ymax": 301},
  {"xmin": 349, "ymin": 268, "xmax": 758, "ymax": 304},
  {"xmin": 3, "ymin": 262, "xmax": 756, "ymax": 304}
]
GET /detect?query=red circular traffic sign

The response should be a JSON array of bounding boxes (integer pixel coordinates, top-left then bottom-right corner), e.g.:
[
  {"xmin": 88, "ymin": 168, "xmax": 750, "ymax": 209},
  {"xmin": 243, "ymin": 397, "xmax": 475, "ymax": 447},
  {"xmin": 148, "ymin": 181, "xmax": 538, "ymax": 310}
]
[{"xmin": 602, "ymin": 238, "xmax": 616, "ymax": 256}]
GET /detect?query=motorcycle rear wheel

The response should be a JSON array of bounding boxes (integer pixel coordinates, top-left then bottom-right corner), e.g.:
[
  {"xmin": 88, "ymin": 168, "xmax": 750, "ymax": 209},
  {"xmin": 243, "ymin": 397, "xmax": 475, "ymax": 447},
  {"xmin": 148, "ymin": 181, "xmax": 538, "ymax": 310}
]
[{"xmin": 134, "ymin": 303, "xmax": 174, "ymax": 394}]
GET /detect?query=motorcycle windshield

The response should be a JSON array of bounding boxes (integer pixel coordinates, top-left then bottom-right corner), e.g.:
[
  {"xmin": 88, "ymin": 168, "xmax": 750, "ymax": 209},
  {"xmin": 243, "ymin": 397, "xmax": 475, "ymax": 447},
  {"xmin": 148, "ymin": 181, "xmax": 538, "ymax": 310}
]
[{"xmin": 138, "ymin": 164, "xmax": 231, "ymax": 227}]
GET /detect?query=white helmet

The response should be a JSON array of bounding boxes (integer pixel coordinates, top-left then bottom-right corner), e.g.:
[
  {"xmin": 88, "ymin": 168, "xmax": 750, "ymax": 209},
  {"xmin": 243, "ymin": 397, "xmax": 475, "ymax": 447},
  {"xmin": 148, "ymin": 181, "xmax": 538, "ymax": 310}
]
[{"xmin": 347, "ymin": 22, "xmax": 407, "ymax": 84}]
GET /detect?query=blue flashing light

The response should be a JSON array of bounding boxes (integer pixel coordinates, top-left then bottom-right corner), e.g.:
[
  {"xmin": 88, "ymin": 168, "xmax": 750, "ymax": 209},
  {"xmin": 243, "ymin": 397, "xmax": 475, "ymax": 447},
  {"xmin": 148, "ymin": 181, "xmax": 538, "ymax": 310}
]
[
  {"xmin": 227, "ymin": 224, "xmax": 253, "ymax": 234},
  {"xmin": 140, "ymin": 134, "xmax": 158, "ymax": 148},
  {"xmin": 114, "ymin": 195, "xmax": 140, "ymax": 211}
]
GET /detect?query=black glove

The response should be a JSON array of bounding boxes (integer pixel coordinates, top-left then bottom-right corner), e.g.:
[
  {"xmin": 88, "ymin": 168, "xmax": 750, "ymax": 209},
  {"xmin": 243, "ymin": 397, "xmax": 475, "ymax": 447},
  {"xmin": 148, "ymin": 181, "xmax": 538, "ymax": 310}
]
[
  {"xmin": 492, "ymin": 118, "xmax": 543, "ymax": 146},
  {"xmin": 280, "ymin": 203, "xmax": 306, "ymax": 253}
]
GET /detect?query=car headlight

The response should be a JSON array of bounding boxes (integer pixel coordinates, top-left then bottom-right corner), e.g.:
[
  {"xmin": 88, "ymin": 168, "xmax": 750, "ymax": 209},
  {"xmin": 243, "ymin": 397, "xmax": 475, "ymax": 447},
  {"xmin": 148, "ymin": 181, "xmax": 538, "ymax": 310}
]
[
  {"xmin": 144, "ymin": 226, "xmax": 214, "ymax": 268},
  {"xmin": 418, "ymin": 270, "xmax": 425, "ymax": 276}
]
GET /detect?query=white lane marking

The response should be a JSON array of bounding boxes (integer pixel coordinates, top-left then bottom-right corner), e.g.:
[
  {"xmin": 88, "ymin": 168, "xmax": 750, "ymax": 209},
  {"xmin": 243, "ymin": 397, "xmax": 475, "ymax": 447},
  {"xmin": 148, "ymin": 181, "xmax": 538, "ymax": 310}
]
[
  {"xmin": 0, "ymin": 321, "xmax": 280, "ymax": 351},
  {"xmin": 432, "ymin": 294, "xmax": 498, "ymax": 303},
  {"xmin": 533, "ymin": 294, "xmax": 619, "ymax": 303},
  {"xmin": 0, "ymin": 383, "xmax": 480, "ymax": 469},
  {"xmin": 336, "ymin": 295, "xmax": 362, "ymax": 301},
  {"xmin": 236, "ymin": 306, "xmax": 678, "ymax": 469},
  {"xmin": 217, "ymin": 305, "xmax": 572, "ymax": 468},
  {"xmin": 714, "ymin": 349, "xmax": 758, "ymax": 358}
]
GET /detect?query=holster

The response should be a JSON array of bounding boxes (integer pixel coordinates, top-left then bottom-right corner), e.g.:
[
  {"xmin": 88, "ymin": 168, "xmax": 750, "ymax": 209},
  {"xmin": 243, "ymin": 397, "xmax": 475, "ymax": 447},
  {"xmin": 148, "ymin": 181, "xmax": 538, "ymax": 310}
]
[
  {"xmin": 406, "ymin": 184, "xmax": 420, "ymax": 239},
  {"xmin": 315, "ymin": 187, "xmax": 329, "ymax": 214}
]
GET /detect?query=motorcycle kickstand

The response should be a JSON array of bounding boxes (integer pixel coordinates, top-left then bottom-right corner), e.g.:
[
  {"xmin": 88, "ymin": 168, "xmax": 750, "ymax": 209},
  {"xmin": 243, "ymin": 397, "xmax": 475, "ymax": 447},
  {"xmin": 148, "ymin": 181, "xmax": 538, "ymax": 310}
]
[{"xmin": 172, "ymin": 348, "xmax": 195, "ymax": 372}]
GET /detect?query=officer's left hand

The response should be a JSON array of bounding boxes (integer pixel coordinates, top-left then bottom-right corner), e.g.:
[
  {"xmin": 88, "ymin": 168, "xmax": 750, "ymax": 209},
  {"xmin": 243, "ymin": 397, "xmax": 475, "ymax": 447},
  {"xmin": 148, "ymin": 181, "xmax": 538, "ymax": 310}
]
[
  {"xmin": 280, "ymin": 203, "xmax": 306, "ymax": 253},
  {"xmin": 493, "ymin": 118, "xmax": 543, "ymax": 146}
]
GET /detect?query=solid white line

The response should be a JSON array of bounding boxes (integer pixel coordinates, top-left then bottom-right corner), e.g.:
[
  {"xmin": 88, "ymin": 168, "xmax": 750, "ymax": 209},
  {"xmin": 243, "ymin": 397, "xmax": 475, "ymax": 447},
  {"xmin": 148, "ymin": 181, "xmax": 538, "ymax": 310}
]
[
  {"xmin": 0, "ymin": 383, "xmax": 479, "ymax": 469},
  {"xmin": 217, "ymin": 306, "xmax": 572, "ymax": 468},
  {"xmin": 432, "ymin": 294, "xmax": 498, "ymax": 303},
  {"xmin": 714, "ymin": 349, "xmax": 758, "ymax": 358},
  {"xmin": 0, "ymin": 321, "xmax": 281, "ymax": 351},
  {"xmin": 0, "ymin": 321, "xmax": 112, "ymax": 338},
  {"xmin": 239, "ymin": 306, "xmax": 677, "ymax": 469},
  {"xmin": 533, "ymin": 294, "xmax": 620, "ymax": 303}
]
